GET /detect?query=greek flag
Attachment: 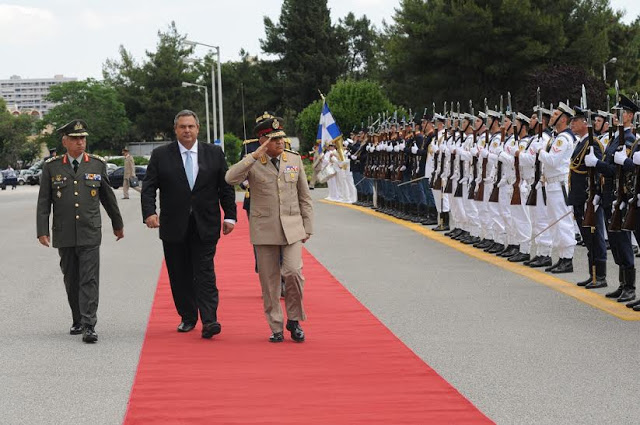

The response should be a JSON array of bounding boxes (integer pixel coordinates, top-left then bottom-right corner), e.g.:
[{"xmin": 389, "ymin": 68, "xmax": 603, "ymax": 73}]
[{"xmin": 316, "ymin": 100, "xmax": 344, "ymax": 157}]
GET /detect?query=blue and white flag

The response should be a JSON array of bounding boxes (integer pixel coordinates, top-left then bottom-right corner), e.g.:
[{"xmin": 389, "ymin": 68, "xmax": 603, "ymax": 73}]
[{"xmin": 316, "ymin": 100, "xmax": 344, "ymax": 158}]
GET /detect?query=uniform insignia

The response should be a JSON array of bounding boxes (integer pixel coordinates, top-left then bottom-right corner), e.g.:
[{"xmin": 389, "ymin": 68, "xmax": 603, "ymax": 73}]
[
  {"xmin": 556, "ymin": 139, "xmax": 562, "ymax": 147},
  {"xmin": 56, "ymin": 191, "xmax": 62, "ymax": 198},
  {"xmin": 272, "ymin": 119, "xmax": 279, "ymax": 129},
  {"xmin": 74, "ymin": 121, "xmax": 83, "ymax": 131},
  {"xmin": 282, "ymin": 151, "xmax": 288, "ymax": 162},
  {"xmin": 88, "ymin": 153, "xmax": 106, "ymax": 163},
  {"xmin": 45, "ymin": 156, "xmax": 60, "ymax": 164},
  {"xmin": 243, "ymin": 138, "xmax": 259, "ymax": 145},
  {"xmin": 519, "ymin": 145, "xmax": 525, "ymax": 151},
  {"xmin": 55, "ymin": 175, "xmax": 62, "ymax": 182},
  {"xmin": 284, "ymin": 148, "xmax": 299, "ymax": 155},
  {"xmin": 290, "ymin": 173, "xmax": 295, "ymax": 178},
  {"xmin": 84, "ymin": 174, "xmax": 102, "ymax": 181},
  {"xmin": 260, "ymin": 155, "xmax": 267, "ymax": 165},
  {"xmin": 91, "ymin": 189, "xmax": 97, "ymax": 197},
  {"xmin": 284, "ymin": 165, "xmax": 299, "ymax": 172}
]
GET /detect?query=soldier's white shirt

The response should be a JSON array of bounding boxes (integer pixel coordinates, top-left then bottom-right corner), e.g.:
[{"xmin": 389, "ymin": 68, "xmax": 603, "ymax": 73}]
[
  {"xmin": 487, "ymin": 132, "xmax": 502, "ymax": 182},
  {"xmin": 498, "ymin": 134, "xmax": 517, "ymax": 181},
  {"xmin": 539, "ymin": 128, "xmax": 575, "ymax": 190}
]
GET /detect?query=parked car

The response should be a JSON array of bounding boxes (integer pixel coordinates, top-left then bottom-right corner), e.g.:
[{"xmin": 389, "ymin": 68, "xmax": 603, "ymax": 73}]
[
  {"xmin": 106, "ymin": 162, "xmax": 119, "ymax": 174},
  {"xmin": 108, "ymin": 165, "xmax": 147, "ymax": 189},
  {"xmin": 17, "ymin": 169, "xmax": 32, "ymax": 185},
  {"xmin": 1, "ymin": 170, "xmax": 17, "ymax": 189}
]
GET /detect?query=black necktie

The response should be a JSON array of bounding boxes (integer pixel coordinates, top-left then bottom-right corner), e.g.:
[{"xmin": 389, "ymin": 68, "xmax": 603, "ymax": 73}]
[
  {"xmin": 271, "ymin": 157, "xmax": 279, "ymax": 171},
  {"xmin": 72, "ymin": 159, "xmax": 79, "ymax": 173}
]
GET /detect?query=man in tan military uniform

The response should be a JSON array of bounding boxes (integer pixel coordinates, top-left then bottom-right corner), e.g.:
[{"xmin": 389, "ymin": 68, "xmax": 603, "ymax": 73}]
[
  {"xmin": 226, "ymin": 117, "xmax": 313, "ymax": 343},
  {"xmin": 36, "ymin": 120, "xmax": 124, "ymax": 343},
  {"xmin": 122, "ymin": 147, "xmax": 140, "ymax": 199},
  {"xmin": 309, "ymin": 143, "xmax": 323, "ymax": 189}
]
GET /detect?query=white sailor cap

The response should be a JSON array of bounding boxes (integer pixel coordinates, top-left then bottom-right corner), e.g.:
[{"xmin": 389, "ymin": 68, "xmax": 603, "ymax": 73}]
[
  {"xmin": 433, "ymin": 113, "xmax": 446, "ymax": 121},
  {"xmin": 533, "ymin": 105, "xmax": 553, "ymax": 116},
  {"xmin": 596, "ymin": 110, "xmax": 613, "ymax": 119},
  {"xmin": 557, "ymin": 102, "xmax": 575, "ymax": 117},
  {"xmin": 478, "ymin": 111, "xmax": 487, "ymax": 119},
  {"xmin": 516, "ymin": 112, "xmax": 531, "ymax": 124},
  {"xmin": 486, "ymin": 109, "xmax": 501, "ymax": 119},
  {"xmin": 461, "ymin": 113, "xmax": 475, "ymax": 120}
]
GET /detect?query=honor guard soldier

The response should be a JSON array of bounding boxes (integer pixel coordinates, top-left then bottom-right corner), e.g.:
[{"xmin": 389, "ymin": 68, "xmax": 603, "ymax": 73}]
[
  {"xmin": 586, "ymin": 94, "xmax": 637, "ymax": 302},
  {"xmin": 570, "ymin": 106, "xmax": 607, "ymax": 288},
  {"xmin": 36, "ymin": 120, "xmax": 124, "ymax": 343}
]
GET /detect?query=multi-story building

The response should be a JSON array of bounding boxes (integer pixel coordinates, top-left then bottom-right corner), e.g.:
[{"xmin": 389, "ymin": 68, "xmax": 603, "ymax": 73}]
[{"xmin": 1, "ymin": 74, "xmax": 76, "ymax": 118}]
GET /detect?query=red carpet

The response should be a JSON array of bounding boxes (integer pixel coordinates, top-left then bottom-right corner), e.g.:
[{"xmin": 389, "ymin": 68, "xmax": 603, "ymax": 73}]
[{"xmin": 124, "ymin": 205, "xmax": 493, "ymax": 424}]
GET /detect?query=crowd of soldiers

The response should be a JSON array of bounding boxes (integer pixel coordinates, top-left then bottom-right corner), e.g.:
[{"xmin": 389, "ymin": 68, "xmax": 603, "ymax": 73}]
[{"xmin": 344, "ymin": 87, "xmax": 640, "ymax": 312}]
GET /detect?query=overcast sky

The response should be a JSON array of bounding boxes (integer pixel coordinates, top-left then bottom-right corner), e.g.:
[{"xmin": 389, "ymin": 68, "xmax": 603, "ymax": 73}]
[{"xmin": 1, "ymin": 0, "xmax": 639, "ymax": 81}]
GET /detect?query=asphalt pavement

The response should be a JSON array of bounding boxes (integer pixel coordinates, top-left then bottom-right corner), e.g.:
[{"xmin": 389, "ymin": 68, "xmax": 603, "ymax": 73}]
[{"xmin": 2, "ymin": 185, "xmax": 640, "ymax": 425}]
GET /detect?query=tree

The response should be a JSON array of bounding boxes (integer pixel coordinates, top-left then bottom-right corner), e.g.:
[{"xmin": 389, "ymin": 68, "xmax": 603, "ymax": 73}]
[
  {"xmin": 337, "ymin": 13, "xmax": 383, "ymax": 80},
  {"xmin": 0, "ymin": 99, "xmax": 37, "ymax": 167},
  {"xmin": 296, "ymin": 79, "xmax": 396, "ymax": 153},
  {"xmin": 36, "ymin": 79, "xmax": 131, "ymax": 153},
  {"xmin": 261, "ymin": 0, "xmax": 347, "ymax": 112}
]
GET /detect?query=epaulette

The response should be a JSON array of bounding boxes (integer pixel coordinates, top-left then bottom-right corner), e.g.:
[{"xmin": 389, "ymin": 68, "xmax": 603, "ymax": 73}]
[
  {"xmin": 284, "ymin": 148, "xmax": 299, "ymax": 155},
  {"xmin": 88, "ymin": 153, "xmax": 106, "ymax": 163},
  {"xmin": 243, "ymin": 139, "xmax": 259, "ymax": 145},
  {"xmin": 45, "ymin": 156, "xmax": 61, "ymax": 164}
]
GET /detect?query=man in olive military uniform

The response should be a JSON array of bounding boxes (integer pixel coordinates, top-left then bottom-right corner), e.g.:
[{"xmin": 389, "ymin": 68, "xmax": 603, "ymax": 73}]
[{"xmin": 36, "ymin": 120, "xmax": 124, "ymax": 343}]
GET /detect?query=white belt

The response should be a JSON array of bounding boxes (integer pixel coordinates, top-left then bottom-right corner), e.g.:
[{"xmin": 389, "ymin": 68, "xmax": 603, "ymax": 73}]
[{"xmin": 543, "ymin": 174, "xmax": 568, "ymax": 184}]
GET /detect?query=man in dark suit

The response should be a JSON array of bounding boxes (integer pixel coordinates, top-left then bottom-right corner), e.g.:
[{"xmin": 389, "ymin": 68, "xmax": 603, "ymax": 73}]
[{"xmin": 141, "ymin": 110, "xmax": 237, "ymax": 339}]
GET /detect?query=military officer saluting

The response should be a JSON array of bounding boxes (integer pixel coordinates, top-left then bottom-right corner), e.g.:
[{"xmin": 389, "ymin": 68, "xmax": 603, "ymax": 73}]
[{"xmin": 36, "ymin": 120, "xmax": 124, "ymax": 343}]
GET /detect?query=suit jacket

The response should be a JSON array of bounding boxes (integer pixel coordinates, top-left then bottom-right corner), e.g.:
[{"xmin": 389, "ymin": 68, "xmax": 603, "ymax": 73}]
[
  {"xmin": 141, "ymin": 141, "xmax": 237, "ymax": 243},
  {"xmin": 225, "ymin": 149, "xmax": 313, "ymax": 245},
  {"xmin": 37, "ymin": 153, "xmax": 123, "ymax": 248},
  {"xmin": 124, "ymin": 154, "xmax": 135, "ymax": 179}
]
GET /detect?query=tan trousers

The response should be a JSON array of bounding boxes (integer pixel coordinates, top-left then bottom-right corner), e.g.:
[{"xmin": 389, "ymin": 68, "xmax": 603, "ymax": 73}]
[
  {"xmin": 122, "ymin": 177, "xmax": 141, "ymax": 198},
  {"xmin": 255, "ymin": 241, "xmax": 306, "ymax": 332}
]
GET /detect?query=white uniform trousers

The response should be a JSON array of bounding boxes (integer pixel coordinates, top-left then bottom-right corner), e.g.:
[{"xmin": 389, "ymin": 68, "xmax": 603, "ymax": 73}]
[
  {"xmin": 510, "ymin": 183, "xmax": 532, "ymax": 254},
  {"xmin": 488, "ymin": 189, "xmax": 505, "ymax": 244},
  {"xmin": 462, "ymin": 183, "xmax": 480, "ymax": 237},
  {"xmin": 498, "ymin": 185, "xmax": 513, "ymax": 245},
  {"xmin": 530, "ymin": 187, "xmax": 553, "ymax": 257},
  {"xmin": 450, "ymin": 181, "xmax": 467, "ymax": 230},
  {"xmin": 546, "ymin": 187, "xmax": 576, "ymax": 259},
  {"xmin": 432, "ymin": 188, "xmax": 450, "ymax": 213},
  {"xmin": 480, "ymin": 184, "xmax": 494, "ymax": 240}
]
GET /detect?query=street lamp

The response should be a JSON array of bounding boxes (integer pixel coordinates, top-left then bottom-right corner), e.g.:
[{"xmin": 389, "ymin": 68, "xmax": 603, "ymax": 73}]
[
  {"xmin": 184, "ymin": 57, "xmax": 217, "ymax": 142},
  {"xmin": 603, "ymin": 57, "xmax": 617, "ymax": 84},
  {"xmin": 181, "ymin": 82, "xmax": 211, "ymax": 144},
  {"xmin": 184, "ymin": 39, "xmax": 224, "ymax": 151}
]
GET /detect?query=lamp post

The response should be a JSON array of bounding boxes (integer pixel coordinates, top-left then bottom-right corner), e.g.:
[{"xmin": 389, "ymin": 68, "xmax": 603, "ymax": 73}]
[
  {"xmin": 603, "ymin": 57, "xmax": 617, "ymax": 85},
  {"xmin": 184, "ymin": 39, "xmax": 224, "ymax": 151},
  {"xmin": 181, "ymin": 82, "xmax": 210, "ymax": 144},
  {"xmin": 184, "ymin": 57, "xmax": 217, "ymax": 143}
]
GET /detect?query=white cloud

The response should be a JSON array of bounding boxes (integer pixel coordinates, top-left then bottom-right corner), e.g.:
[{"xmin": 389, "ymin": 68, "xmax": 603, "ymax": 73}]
[{"xmin": 0, "ymin": 4, "xmax": 57, "ymax": 45}]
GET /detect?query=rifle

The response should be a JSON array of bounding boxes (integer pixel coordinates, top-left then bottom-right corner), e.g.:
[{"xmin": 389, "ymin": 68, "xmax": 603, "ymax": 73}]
[
  {"xmin": 510, "ymin": 94, "xmax": 522, "ymax": 205},
  {"xmin": 432, "ymin": 102, "xmax": 449, "ymax": 190},
  {"xmin": 453, "ymin": 103, "xmax": 465, "ymax": 198},
  {"xmin": 583, "ymin": 97, "xmax": 598, "ymax": 228},
  {"xmin": 609, "ymin": 81, "xmax": 626, "ymax": 232},
  {"xmin": 622, "ymin": 112, "xmax": 640, "ymax": 230},
  {"xmin": 468, "ymin": 100, "xmax": 478, "ymax": 199},
  {"xmin": 443, "ymin": 106, "xmax": 456, "ymax": 194},
  {"xmin": 526, "ymin": 88, "xmax": 545, "ymax": 206},
  {"xmin": 474, "ymin": 98, "xmax": 489, "ymax": 201},
  {"xmin": 489, "ymin": 95, "xmax": 505, "ymax": 203}
]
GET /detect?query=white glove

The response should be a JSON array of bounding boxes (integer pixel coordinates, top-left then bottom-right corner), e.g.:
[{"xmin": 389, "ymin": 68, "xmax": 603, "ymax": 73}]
[
  {"xmin": 498, "ymin": 151, "xmax": 506, "ymax": 163},
  {"xmin": 411, "ymin": 145, "xmax": 418, "ymax": 154},
  {"xmin": 593, "ymin": 194, "xmax": 600, "ymax": 211},
  {"xmin": 584, "ymin": 146, "xmax": 598, "ymax": 167},
  {"xmin": 399, "ymin": 142, "xmax": 406, "ymax": 150},
  {"xmin": 393, "ymin": 145, "xmax": 399, "ymax": 152},
  {"xmin": 634, "ymin": 151, "xmax": 640, "ymax": 165},
  {"xmin": 389, "ymin": 165, "xmax": 394, "ymax": 171},
  {"xmin": 386, "ymin": 145, "xmax": 393, "ymax": 153},
  {"xmin": 619, "ymin": 201, "xmax": 627, "ymax": 210},
  {"xmin": 614, "ymin": 149, "xmax": 627, "ymax": 165},
  {"xmin": 481, "ymin": 149, "xmax": 489, "ymax": 158},
  {"xmin": 242, "ymin": 179, "xmax": 250, "ymax": 188},
  {"xmin": 470, "ymin": 146, "xmax": 478, "ymax": 156},
  {"xmin": 400, "ymin": 165, "xmax": 406, "ymax": 171}
]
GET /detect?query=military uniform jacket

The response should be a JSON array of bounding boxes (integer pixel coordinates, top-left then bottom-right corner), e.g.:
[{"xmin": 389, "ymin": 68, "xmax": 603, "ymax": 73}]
[
  {"xmin": 225, "ymin": 150, "xmax": 314, "ymax": 245},
  {"xmin": 540, "ymin": 128, "xmax": 575, "ymax": 191},
  {"xmin": 37, "ymin": 153, "xmax": 123, "ymax": 248}
]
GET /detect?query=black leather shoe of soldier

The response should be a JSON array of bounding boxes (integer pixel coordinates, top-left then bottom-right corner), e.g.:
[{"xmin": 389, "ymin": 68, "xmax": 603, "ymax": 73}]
[
  {"xmin": 551, "ymin": 259, "xmax": 573, "ymax": 274},
  {"xmin": 576, "ymin": 276, "xmax": 592, "ymax": 287},
  {"xmin": 528, "ymin": 255, "xmax": 552, "ymax": 268},
  {"xmin": 201, "ymin": 322, "xmax": 222, "ymax": 339},
  {"xmin": 483, "ymin": 242, "xmax": 498, "ymax": 252},
  {"xmin": 475, "ymin": 239, "xmax": 492, "ymax": 249},
  {"xmin": 177, "ymin": 321, "xmax": 196, "ymax": 332},
  {"xmin": 545, "ymin": 258, "xmax": 562, "ymax": 272},
  {"xmin": 269, "ymin": 331, "xmax": 284, "ymax": 343},
  {"xmin": 617, "ymin": 290, "xmax": 635, "ymax": 303},
  {"xmin": 523, "ymin": 255, "xmax": 539, "ymax": 266},
  {"xmin": 585, "ymin": 277, "xmax": 608, "ymax": 289},
  {"xmin": 70, "ymin": 323, "xmax": 83, "ymax": 335},
  {"xmin": 462, "ymin": 236, "xmax": 480, "ymax": 245},
  {"xmin": 626, "ymin": 298, "xmax": 640, "ymax": 308},
  {"xmin": 499, "ymin": 245, "xmax": 519, "ymax": 258},
  {"xmin": 487, "ymin": 243, "xmax": 505, "ymax": 254},
  {"xmin": 286, "ymin": 320, "xmax": 305, "ymax": 342},
  {"xmin": 508, "ymin": 252, "xmax": 530, "ymax": 263},
  {"xmin": 82, "ymin": 326, "xmax": 98, "ymax": 343},
  {"xmin": 453, "ymin": 230, "xmax": 468, "ymax": 241},
  {"xmin": 605, "ymin": 287, "xmax": 623, "ymax": 298}
]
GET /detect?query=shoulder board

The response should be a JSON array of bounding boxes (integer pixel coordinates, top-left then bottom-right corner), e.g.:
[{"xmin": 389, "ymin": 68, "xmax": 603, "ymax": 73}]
[
  {"xmin": 284, "ymin": 148, "xmax": 299, "ymax": 155},
  {"xmin": 45, "ymin": 156, "xmax": 61, "ymax": 164},
  {"xmin": 88, "ymin": 153, "xmax": 106, "ymax": 163},
  {"xmin": 243, "ymin": 139, "xmax": 259, "ymax": 145}
]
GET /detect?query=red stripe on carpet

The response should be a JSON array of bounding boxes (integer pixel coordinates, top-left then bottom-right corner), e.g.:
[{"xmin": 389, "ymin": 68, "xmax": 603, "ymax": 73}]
[{"xmin": 124, "ymin": 204, "xmax": 493, "ymax": 424}]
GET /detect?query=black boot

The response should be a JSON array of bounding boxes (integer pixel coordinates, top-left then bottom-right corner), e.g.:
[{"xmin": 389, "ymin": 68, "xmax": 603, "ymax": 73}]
[
  {"xmin": 618, "ymin": 268, "xmax": 636, "ymax": 303},
  {"xmin": 551, "ymin": 258, "xmax": 573, "ymax": 274},
  {"xmin": 606, "ymin": 267, "xmax": 624, "ymax": 298},
  {"xmin": 423, "ymin": 206, "xmax": 438, "ymax": 225},
  {"xmin": 585, "ymin": 261, "xmax": 608, "ymax": 289},
  {"xmin": 432, "ymin": 211, "xmax": 447, "ymax": 231}
]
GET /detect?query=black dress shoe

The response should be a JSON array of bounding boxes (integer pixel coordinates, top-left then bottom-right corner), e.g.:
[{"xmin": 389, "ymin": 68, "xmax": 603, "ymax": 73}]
[
  {"xmin": 545, "ymin": 259, "xmax": 562, "ymax": 272},
  {"xmin": 487, "ymin": 243, "xmax": 505, "ymax": 254},
  {"xmin": 462, "ymin": 236, "xmax": 480, "ymax": 245},
  {"xmin": 201, "ymin": 322, "xmax": 222, "ymax": 339},
  {"xmin": 605, "ymin": 286, "xmax": 623, "ymax": 298},
  {"xmin": 82, "ymin": 326, "xmax": 98, "ymax": 343},
  {"xmin": 475, "ymin": 239, "xmax": 493, "ymax": 249},
  {"xmin": 177, "ymin": 322, "xmax": 196, "ymax": 333},
  {"xmin": 453, "ymin": 230, "xmax": 468, "ymax": 241},
  {"xmin": 585, "ymin": 277, "xmax": 608, "ymax": 289},
  {"xmin": 286, "ymin": 320, "xmax": 305, "ymax": 342},
  {"xmin": 499, "ymin": 245, "xmax": 519, "ymax": 258},
  {"xmin": 523, "ymin": 255, "xmax": 539, "ymax": 266},
  {"xmin": 269, "ymin": 331, "xmax": 284, "ymax": 343},
  {"xmin": 551, "ymin": 258, "xmax": 573, "ymax": 274},
  {"xmin": 617, "ymin": 290, "xmax": 635, "ymax": 303},
  {"xmin": 508, "ymin": 252, "xmax": 530, "ymax": 263},
  {"xmin": 626, "ymin": 299, "xmax": 640, "ymax": 308},
  {"xmin": 70, "ymin": 323, "xmax": 83, "ymax": 335},
  {"xmin": 528, "ymin": 255, "xmax": 552, "ymax": 268}
]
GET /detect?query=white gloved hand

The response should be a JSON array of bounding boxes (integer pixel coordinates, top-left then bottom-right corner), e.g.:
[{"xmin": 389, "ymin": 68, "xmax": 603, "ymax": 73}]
[
  {"xmin": 389, "ymin": 165, "xmax": 394, "ymax": 171},
  {"xmin": 386, "ymin": 145, "xmax": 393, "ymax": 152},
  {"xmin": 411, "ymin": 145, "xmax": 418, "ymax": 154},
  {"xmin": 470, "ymin": 146, "xmax": 478, "ymax": 156},
  {"xmin": 400, "ymin": 165, "xmax": 406, "ymax": 171},
  {"xmin": 393, "ymin": 145, "xmax": 399, "ymax": 152},
  {"xmin": 242, "ymin": 179, "xmax": 250, "ymax": 188},
  {"xmin": 614, "ymin": 149, "xmax": 627, "ymax": 165},
  {"xmin": 481, "ymin": 148, "xmax": 489, "ymax": 158},
  {"xmin": 584, "ymin": 146, "xmax": 598, "ymax": 167},
  {"xmin": 633, "ymin": 151, "xmax": 640, "ymax": 165},
  {"xmin": 498, "ymin": 151, "xmax": 507, "ymax": 163},
  {"xmin": 619, "ymin": 201, "xmax": 627, "ymax": 210},
  {"xmin": 593, "ymin": 194, "xmax": 600, "ymax": 211}
]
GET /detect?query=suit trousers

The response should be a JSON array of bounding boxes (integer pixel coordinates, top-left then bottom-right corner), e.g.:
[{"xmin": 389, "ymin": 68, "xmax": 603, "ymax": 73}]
[
  {"xmin": 122, "ymin": 177, "xmax": 141, "ymax": 198},
  {"xmin": 162, "ymin": 216, "xmax": 219, "ymax": 325},
  {"xmin": 255, "ymin": 241, "xmax": 306, "ymax": 333},
  {"xmin": 58, "ymin": 245, "xmax": 100, "ymax": 327}
]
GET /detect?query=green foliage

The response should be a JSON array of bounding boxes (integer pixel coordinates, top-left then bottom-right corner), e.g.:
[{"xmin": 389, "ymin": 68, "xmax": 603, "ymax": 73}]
[
  {"xmin": 108, "ymin": 156, "xmax": 149, "ymax": 167},
  {"xmin": 0, "ymin": 99, "xmax": 37, "ymax": 167},
  {"xmin": 296, "ymin": 79, "xmax": 396, "ymax": 153},
  {"xmin": 337, "ymin": 13, "xmax": 383, "ymax": 80},
  {"xmin": 223, "ymin": 133, "xmax": 243, "ymax": 164},
  {"xmin": 36, "ymin": 79, "xmax": 130, "ymax": 154}
]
